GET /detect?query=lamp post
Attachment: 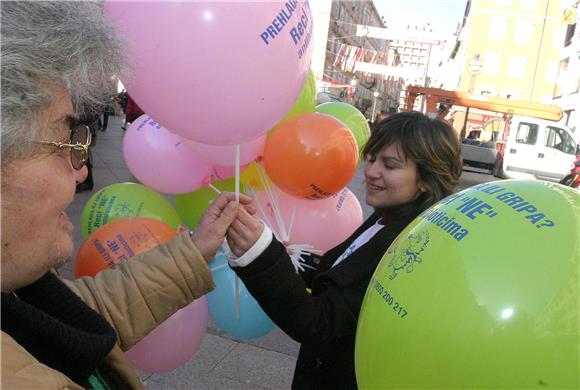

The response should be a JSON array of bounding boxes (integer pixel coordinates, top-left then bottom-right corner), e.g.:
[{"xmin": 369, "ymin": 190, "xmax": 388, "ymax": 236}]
[
  {"xmin": 461, "ymin": 54, "xmax": 484, "ymax": 139},
  {"xmin": 371, "ymin": 90, "xmax": 380, "ymax": 123}
]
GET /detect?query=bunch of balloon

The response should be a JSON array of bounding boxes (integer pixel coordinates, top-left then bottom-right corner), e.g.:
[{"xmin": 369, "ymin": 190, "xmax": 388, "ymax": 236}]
[
  {"xmin": 105, "ymin": 1, "xmax": 313, "ymax": 146},
  {"xmin": 355, "ymin": 181, "xmax": 579, "ymax": 389},
  {"xmin": 74, "ymin": 217, "xmax": 208, "ymax": 373},
  {"xmin": 315, "ymin": 102, "xmax": 370, "ymax": 155},
  {"xmin": 206, "ymin": 247, "xmax": 275, "ymax": 340},
  {"xmin": 81, "ymin": 182, "xmax": 181, "ymax": 238},
  {"xmin": 123, "ymin": 115, "xmax": 213, "ymax": 194},
  {"xmin": 262, "ymin": 113, "xmax": 359, "ymax": 200},
  {"xmin": 253, "ymin": 187, "xmax": 363, "ymax": 254}
]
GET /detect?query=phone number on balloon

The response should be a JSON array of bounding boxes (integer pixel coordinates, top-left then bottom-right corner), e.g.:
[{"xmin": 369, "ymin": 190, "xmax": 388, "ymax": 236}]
[{"xmin": 372, "ymin": 280, "xmax": 408, "ymax": 319}]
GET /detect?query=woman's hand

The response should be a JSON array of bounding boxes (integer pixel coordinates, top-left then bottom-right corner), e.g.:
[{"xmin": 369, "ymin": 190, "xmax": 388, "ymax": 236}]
[
  {"xmin": 226, "ymin": 207, "xmax": 264, "ymax": 257},
  {"xmin": 191, "ymin": 192, "xmax": 256, "ymax": 263}
]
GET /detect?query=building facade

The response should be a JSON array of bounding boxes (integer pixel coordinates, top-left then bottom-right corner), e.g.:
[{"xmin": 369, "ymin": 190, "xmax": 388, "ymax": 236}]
[
  {"xmin": 552, "ymin": 0, "xmax": 579, "ymax": 132},
  {"xmin": 459, "ymin": 0, "xmax": 563, "ymax": 102},
  {"xmin": 311, "ymin": 0, "xmax": 403, "ymax": 118}
]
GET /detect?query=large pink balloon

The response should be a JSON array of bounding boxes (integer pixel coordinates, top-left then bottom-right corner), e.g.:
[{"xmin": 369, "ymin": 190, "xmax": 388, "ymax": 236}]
[
  {"xmin": 125, "ymin": 297, "xmax": 208, "ymax": 373},
  {"xmin": 123, "ymin": 115, "xmax": 213, "ymax": 194},
  {"xmin": 256, "ymin": 188, "xmax": 363, "ymax": 253},
  {"xmin": 106, "ymin": 1, "xmax": 314, "ymax": 145},
  {"xmin": 182, "ymin": 135, "xmax": 266, "ymax": 166}
]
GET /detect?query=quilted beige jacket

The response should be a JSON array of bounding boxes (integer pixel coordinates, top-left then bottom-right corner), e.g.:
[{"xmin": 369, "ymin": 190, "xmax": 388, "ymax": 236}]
[{"xmin": 1, "ymin": 233, "xmax": 214, "ymax": 389}]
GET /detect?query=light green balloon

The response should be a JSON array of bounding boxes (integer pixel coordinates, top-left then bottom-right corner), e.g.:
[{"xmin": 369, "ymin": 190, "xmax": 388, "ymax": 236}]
[
  {"xmin": 356, "ymin": 180, "xmax": 579, "ymax": 389},
  {"xmin": 81, "ymin": 182, "xmax": 180, "ymax": 238},
  {"xmin": 175, "ymin": 178, "xmax": 236, "ymax": 230},
  {"xmin": 316, "ymin": 102, "xmax": 370, "ymax": 153},
  {"xmin": 283, "ymin": 70, "xmax": 317, "ymax": 120}
]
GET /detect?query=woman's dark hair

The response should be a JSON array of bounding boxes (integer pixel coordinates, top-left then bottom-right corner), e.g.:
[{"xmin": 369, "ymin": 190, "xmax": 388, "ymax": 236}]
[{"xmin": 362, "ymin": 111, "xmax": 463, "ymax": 211}]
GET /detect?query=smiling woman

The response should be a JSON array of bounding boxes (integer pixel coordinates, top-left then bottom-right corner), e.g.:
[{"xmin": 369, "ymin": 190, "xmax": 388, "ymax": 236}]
[{"xmin": 223, "ymin": 110, "xmax": 463, "ymax": 389}]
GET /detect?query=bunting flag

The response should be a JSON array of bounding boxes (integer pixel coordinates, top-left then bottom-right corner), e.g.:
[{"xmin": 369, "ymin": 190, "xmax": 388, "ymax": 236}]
[{"xmin": 333, "ymin": 43, "xmax": 394, "ymax": 73}]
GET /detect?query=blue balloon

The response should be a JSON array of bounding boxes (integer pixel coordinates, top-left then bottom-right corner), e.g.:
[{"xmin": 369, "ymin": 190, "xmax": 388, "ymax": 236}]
[{"xmin": 207, "ymin": 254, "xmax": 275, "ymax": 340}]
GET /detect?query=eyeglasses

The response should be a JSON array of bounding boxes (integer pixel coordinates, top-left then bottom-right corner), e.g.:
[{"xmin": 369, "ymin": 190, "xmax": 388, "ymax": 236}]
[{"xmin": 36, "ymin": 125, "xmax": 91, "ymax": 170}]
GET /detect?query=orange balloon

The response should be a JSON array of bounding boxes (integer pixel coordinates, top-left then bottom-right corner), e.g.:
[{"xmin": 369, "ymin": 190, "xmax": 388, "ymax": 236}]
[
  {"xmin": 75, "ymin": 217, "xmax": 177, "ymax": 278},
  {"xmin": 263, "ymin": 113, "xmax": 358, "ymax": 199}
]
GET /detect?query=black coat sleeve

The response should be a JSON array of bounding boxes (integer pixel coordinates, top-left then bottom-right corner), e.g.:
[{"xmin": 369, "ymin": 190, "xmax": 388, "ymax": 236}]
[{"xmin": 232, "ymin": 237, "xmax": 375, "ymax": 346}]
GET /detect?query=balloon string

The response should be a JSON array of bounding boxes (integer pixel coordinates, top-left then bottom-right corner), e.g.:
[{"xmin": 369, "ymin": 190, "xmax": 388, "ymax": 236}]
[
  {"xmin": 208, "ymin": 182, "xmax": 222, "ymax": 194},
  {"xmin": 286, "ymin": 201, "xmax": 297, "ymax": 240},
  {"xmin": 235, "ymin": 144, "xmax": 240, "ymax": 203},
  {"xmin": 234, "ymin": 274, "xmax": 240, "ymax": 320},
  {"xmin": 209, "ymin": 263, "xmax": 228, "ymax": 272},
  {"xmin": 255, "ymin": 162, "xmax": 288, "ymax": 241},
  {"xmin": 286, "ymin": 243, "xmax": 323, "ymax": 274},
  {"xmin": 234, "ymin": 144, "xmax": 240, "ymax": 319}
]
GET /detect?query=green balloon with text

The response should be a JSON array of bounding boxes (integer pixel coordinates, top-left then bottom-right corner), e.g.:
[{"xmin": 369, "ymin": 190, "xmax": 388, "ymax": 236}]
[
  {"xmin": 316, "ymin": 102, "xmax": 370, "ymax": 153},
  {"xmin": 355, "ymin": 180, "xmax": 579, "ymax": 389},
  {"xmin": 81, "ymin": 182, "xmax": 181, "ymax": 238}
]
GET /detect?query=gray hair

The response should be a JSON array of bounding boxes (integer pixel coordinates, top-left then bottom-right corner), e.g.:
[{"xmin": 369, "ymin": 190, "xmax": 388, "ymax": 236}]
[{"xmin": 1, "ymin": 1, "xmax": 127, "ymax": 163}]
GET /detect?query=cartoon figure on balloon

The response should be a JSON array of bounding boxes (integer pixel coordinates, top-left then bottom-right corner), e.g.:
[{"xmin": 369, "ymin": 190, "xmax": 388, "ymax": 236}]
[
  {"xmin": 114, "ymin": 202, "xmax": 134, "ymax": 217},
  {"xmin": 387, "ymin": 231, "xmax": 430, "ymax": 280}
]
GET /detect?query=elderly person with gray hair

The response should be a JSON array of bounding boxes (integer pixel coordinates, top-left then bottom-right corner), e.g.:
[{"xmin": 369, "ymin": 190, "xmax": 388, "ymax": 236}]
[{"xmin": 1, "ymin": 2, "xmax": 251, "ymax": 388}]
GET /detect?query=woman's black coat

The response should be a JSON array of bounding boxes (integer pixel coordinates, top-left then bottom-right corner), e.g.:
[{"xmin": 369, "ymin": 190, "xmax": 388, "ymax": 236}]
[{"xmin": 232, "ymin": 210, "xmax": 421, "ymax": 389}]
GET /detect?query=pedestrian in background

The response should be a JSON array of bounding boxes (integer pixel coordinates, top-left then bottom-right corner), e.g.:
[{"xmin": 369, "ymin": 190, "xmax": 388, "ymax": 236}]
[{"xmin": 122, "ymin": 94, "xmax": 145, "ymax": 130}]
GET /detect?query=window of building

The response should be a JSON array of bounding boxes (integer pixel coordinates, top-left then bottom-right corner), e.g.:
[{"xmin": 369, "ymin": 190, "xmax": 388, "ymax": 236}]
[
  {"xmin": 489, "ymin": 17, "xmax": 508, "ymax": 40},
  {"xmin": 515, "ymin": 123, "xmax": 538, "ymax": 145},
  {"xmin": 545, "ymin": 60, "xmax": 558, "ymax": 83},
  {"xmin": 564, "ymin": 23, "xmax": 576, "ymax": 47},
  {"xmin": 484, "ymin": 52, "xmax": 501, "ymax": 75},
  {"xmin": 575, "ymin": 53, "xmax": 580, "ymax": 93},
  {"xmin": 544, "ymin": 126, "xmax": 576, "ymax": 154},
  {"xmin": 514, "ymin": 21, "xmax": 534, "ymax": 44},
  {"xmin": 508, "ymin": 56, "xmax": 527, "ymax": 78},
  {"xmin": 553, "ymin": 57, "xmax": 569, "ymax": 98}
]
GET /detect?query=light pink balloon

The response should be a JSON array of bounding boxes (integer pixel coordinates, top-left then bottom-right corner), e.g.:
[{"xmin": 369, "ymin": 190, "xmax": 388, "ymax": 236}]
[
  {"xmin": 255, "ymin": 187, "xmax": 363, "ymax": 253},
  {"xmin": 125, "ymin": 297, "xmax": 208, "ymax": 373},
  {"xmin": 123, "ymin": 115, "xmax": 213, "ymax": 194},
  {"xmin": 182, "ymin": 135, "xmax": 266, "ymax": 166},
  {"xmin": 106, "ymin": 1, "xmax": 314, "ymax": 145}
]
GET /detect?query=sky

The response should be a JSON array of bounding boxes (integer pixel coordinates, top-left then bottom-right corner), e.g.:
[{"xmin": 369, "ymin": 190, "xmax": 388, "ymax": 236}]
[{"xmin": 372, "ymin": 0, "xmax": 468, "ymax": 37}]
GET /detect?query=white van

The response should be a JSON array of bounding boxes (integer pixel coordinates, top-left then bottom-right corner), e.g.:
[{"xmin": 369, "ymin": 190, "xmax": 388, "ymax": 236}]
[
  {"xmin": 493, "ymin": 116, "xmax": 578, "ymax": 182},
  {"xmin": 462, "ymin": 116, "xmax": 578, "ymax": 182}
]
